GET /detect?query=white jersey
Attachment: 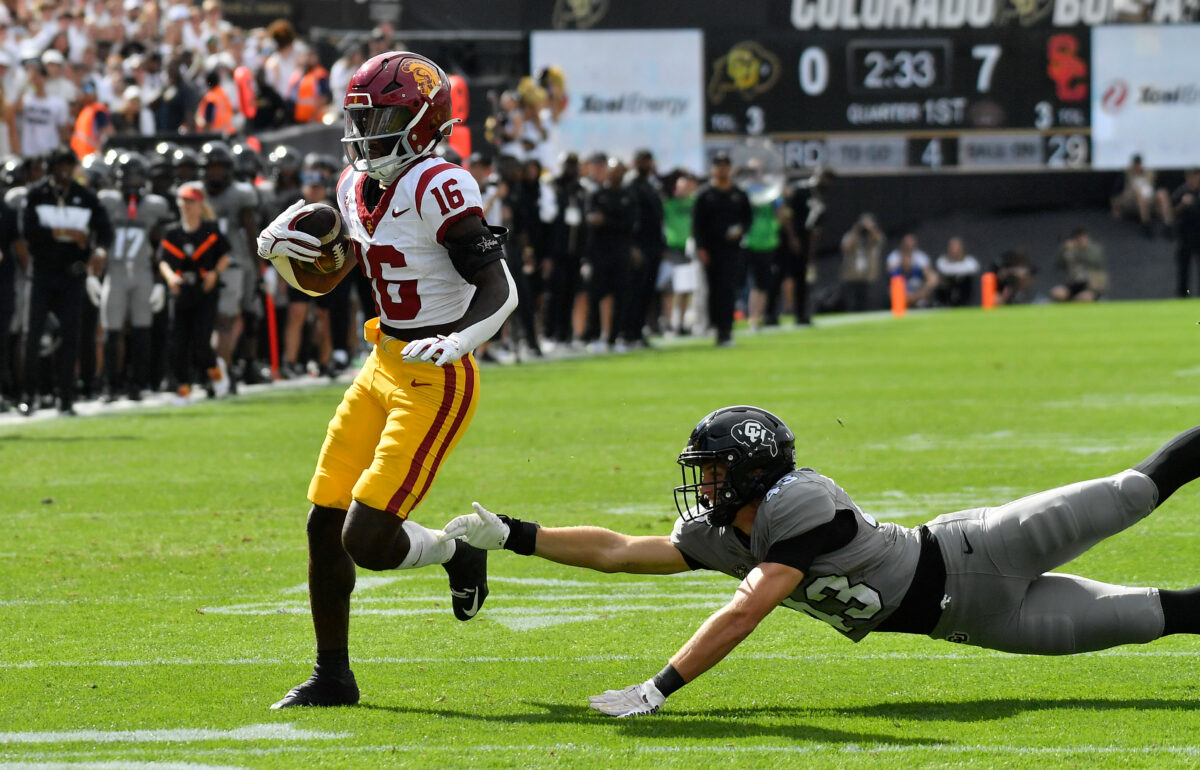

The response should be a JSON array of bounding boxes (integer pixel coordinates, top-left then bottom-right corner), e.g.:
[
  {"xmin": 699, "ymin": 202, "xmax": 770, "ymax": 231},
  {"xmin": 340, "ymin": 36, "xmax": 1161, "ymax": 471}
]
[{"xmin": 336, "ymin": 157, "xmax": 485, "ymax": 328}]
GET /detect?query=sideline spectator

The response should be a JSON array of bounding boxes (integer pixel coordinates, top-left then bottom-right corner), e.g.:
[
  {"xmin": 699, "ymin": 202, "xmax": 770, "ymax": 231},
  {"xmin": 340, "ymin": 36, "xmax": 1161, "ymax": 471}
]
[
  {"xmin": 1171, "ymin": 168, "xmax": 1200, "ymax": 298},
  {"xmin": 886, "ymin": 233, "xmax": 937, "ymax": 309},
  {"xmin": 994, "ymin": 248, "xmax": 1035, "ymax": 305},
  {"xmin": 1050, "ymin": 227, "xmax": 1107, "ymax": 302},
  {"xmin": 20, "ymin": 147, "xmax": 114, "ymax": 416},
  {"xmin": 741, "ymin": 159, "xmax": 785, "ymax": 333},
  {"xmin": 158, "ymin": 181, "xmax": 230, "ymax": 404},
  {"xmin": 786, "ymin": 168, "xmax": 832, "ymax": 325},
  {"xmin": 661, "ymin": 171, "xmax": 698, "ymax": 335},
  {"xmin": 693, "ymin": 151, "xmax": 751, "ymax": 347},
  {"xmin": 1110, "ymin": 154, "xmax": 1164, "ymax": 238},
  {"xmin": 934, "ymin": 237, "xmax": 981, "ymax": 307},
  {"xmin": 628, "ymin": 149, "xmax": 665, "ymax": 345},
  {"xmin": 585, "ymin": 158, "xmax": 637, "ymax": 352},
  {"xmin": 16, "ymin": 62, "xmax": 70, "ymax": 159},
  {"xmin": 838, "ymin": 213, "xmax": 883, "ymax": 312}
]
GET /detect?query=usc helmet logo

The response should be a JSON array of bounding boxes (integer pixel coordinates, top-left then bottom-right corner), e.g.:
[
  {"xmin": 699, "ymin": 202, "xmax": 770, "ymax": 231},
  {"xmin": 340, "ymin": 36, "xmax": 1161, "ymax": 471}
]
[
  {"xmin": 708, "ymin": 41, "xmax": 780, "ymax": 104},
  {"xmin": 402, "ymin": 60, "xmax": 440, "ymax": 96}
]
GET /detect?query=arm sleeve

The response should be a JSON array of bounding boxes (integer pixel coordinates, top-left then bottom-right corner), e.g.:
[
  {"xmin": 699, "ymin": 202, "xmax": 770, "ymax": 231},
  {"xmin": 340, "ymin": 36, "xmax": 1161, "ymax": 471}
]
[
  {"xmin": 763, "ymin": 509, "xmax": 858, "ymax": 574},
  {"xmin": 91, "ymin": 192, "xmax": 114, "ymax": 250},
  {"xmin": 416, "ymin": 164, "xmax": 485, "ymax": 245}
]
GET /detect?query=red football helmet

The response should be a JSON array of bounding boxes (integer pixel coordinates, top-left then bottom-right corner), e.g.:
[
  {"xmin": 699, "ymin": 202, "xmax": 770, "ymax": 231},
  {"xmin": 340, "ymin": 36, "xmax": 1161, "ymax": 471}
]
[{"xmin": 341, "ymin": 51, "xmax": 457, "ymax": 182}]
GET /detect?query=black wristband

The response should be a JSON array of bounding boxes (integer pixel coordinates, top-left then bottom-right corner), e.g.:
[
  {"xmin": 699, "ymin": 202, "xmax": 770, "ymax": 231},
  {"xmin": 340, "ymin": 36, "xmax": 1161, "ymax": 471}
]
[
  {"xmin": 498, "ymin": 514, "xmax": 540, "ymax": 556},
  {"xmin": 652, "ymin": 664, "xmax": 686, "ymax": 697}
]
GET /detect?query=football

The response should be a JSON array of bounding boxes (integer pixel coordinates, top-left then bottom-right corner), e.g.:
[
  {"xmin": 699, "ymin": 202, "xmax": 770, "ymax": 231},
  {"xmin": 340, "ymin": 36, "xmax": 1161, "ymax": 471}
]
[{"xmin": 290, "ymin": 202, "xmax": 349, "ymax": 275}]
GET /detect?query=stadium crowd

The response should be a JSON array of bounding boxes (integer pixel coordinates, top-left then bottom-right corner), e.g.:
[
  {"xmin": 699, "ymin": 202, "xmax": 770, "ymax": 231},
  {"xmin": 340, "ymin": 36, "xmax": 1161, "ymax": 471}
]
[{"xmin": 1, "ymin": 2, "xmax": 1194, "ymax": 417}]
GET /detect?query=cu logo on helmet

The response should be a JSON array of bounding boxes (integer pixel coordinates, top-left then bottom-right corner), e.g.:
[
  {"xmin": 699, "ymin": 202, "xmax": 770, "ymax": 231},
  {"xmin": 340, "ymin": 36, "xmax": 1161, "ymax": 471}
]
[{"xmin": 731, "ymin": 419, "xmax": 778, "ymax": 457}]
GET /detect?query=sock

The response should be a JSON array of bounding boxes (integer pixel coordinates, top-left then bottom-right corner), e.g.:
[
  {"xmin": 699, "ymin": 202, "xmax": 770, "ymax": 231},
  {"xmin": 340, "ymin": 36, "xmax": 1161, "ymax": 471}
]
[
  {"xmin": 315, "ymin": 648, "xmax": 350, "ymax": 676},
  {"xmin": 1134, "ymin": 425, "xmax": 1200, "ymax": 506},
  {"xmin": 396, "ymin": 521, "xmax": 455, "ymax": 569},
  {"xmin": 1159, "ymin": 587, "xmax": 1200, "ymax": 636}
]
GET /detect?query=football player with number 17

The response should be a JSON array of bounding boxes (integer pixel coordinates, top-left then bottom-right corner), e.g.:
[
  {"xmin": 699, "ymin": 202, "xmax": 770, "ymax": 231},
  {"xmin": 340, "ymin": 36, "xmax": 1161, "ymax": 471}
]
[
  {"xmin": 257, "ymin": 51, "xmax": 517, "ymax": 709},
  {"xmin": 441, "ymin": 406, "xmax": 1200, "ymax": 716}
]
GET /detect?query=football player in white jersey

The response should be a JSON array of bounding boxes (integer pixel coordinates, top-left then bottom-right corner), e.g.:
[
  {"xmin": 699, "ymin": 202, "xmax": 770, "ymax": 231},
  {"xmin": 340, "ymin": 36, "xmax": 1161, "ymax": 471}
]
[
  {"xmin": 257, "ymin": 51, "xmax": 517, "ymax": 709},
  {"xmin": 441, "ymin": 406, "xmax": 1200, "ymax": 717}
]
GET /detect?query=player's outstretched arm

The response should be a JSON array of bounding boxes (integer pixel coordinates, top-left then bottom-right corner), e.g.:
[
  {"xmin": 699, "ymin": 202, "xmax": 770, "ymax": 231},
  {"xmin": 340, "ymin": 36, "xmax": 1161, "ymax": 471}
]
[
  {"xmin": 589, "ymin": 561, "xmax": 803, "ymax": 717},
  {"xmin": 439, "ymin": 502, "xmax": 690, "ymax": 575}
]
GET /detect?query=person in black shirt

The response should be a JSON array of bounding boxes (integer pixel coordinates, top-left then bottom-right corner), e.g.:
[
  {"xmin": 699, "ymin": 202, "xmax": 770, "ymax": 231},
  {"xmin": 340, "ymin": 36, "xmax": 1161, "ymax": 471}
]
[
  {"xmin": 0, "ymin": 198, "xmax": 17, "ymax": 411},
  {"xmin": 627, "ymin": 149, "xmax": 666, "ymax": 346},
  {"xmin": 692, "ymin": 152, "xmax": 751, "ymax": 347},
  {"xmin": 157, "ymin": 182, "xmax": 231, "ymax": 404},
  {"xmin": 19, "ymin": 146, "xmax": 114, "ymax": 416},
  {"xmin": 1171, "ymin": 168, "xmax": 1200, "ymax": 298},
  {"xmin": 545, "ymin": 153, "xmax": 589, "ymax": 346},
  {"xmin": 586, "ymin": 159, "xmax": 638, "ymax": 351}
]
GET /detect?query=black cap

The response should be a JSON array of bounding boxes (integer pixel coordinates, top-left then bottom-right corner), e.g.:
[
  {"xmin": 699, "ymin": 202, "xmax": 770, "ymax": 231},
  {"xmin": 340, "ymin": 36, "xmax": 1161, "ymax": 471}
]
[
  {"xmin": 711, "ymin": 151, "xmax": 732, "ymax": 165},
  {"xmin": 586, "ymin": 151, "xmax": 608, "ymax": 165},
  {"xmin": 634, "ymin": 148, "xmax": 653, "ymax": 161}
]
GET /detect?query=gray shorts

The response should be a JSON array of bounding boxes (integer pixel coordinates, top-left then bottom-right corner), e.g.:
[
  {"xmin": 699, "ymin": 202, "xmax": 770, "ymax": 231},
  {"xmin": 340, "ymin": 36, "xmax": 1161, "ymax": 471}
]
[
  {"xmin": 925, "ymin": 470, "xmax": 1163, "ymax": 655},
  {"xmin": 102, "ymin": 268, "xmax": 154, "ymax": 330},
  {"xmin": 218, "ymin": 266, "xmax": 245, "ymax": 318}
]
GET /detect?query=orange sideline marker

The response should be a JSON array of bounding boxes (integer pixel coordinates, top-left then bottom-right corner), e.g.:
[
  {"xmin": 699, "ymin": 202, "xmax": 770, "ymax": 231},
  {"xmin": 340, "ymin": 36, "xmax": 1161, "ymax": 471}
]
[
  {"xmin": 981, "ymin": 271, "xmax": 997, "ymax": 310},
  {"xmin": 890, "ymin": 274, "xmax": 906, "ymax": 317}
]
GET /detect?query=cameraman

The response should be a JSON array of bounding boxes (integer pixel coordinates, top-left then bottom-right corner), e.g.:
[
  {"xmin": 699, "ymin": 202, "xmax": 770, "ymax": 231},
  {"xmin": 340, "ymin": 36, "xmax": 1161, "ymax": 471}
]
[{"xmin": 838, "ymin": 213, "xmax": 883, "ymax": 312}]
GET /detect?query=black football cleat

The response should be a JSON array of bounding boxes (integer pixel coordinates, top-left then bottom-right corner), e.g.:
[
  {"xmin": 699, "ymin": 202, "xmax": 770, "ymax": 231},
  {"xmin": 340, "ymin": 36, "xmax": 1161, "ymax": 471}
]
[
  {"xmin": 270, "ymin": 668, "xmax": 359, "ymax": 709},
  {"xmin": 443, "ymin": 539, "xmax": 488, "ymax": 621}
]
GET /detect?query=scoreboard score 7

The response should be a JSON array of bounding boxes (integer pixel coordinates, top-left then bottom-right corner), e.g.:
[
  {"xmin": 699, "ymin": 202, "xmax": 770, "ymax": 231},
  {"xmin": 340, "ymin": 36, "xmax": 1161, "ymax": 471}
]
[{"xmin": 705, "ymin": 29, "xmax": 1093, "ymax": 172}]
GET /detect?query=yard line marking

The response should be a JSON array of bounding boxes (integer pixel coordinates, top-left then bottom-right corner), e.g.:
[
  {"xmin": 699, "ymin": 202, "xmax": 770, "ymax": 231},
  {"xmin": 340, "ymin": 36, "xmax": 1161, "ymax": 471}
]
[
  {"xmin": 0, "ymin": 724, "xmax": 346, "ymax": 745},
  {"xmin": 0, "ymin": 758, "xmax": 244, "ymax": 762},
  {"xmin": 10, "ymin": 742, "xmax": 1200, "ymax": 760},
  {"xmin": 5, "ymin": 648, "xmax": 1200, "ymax": 670}
]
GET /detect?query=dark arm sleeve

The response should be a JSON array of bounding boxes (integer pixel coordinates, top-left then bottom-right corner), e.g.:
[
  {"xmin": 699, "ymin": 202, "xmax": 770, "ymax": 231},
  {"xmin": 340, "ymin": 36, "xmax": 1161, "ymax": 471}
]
[
  {"xmin": 762, "ymin": 509, "xmax": 858, "ymax": 574},
  {"xmin": 675, "ymin": 547, "xmax": 711, "ymax": 571},
  {"xmin": 91, "ymin": 193, "xmax": 115, "ymax": 250}
]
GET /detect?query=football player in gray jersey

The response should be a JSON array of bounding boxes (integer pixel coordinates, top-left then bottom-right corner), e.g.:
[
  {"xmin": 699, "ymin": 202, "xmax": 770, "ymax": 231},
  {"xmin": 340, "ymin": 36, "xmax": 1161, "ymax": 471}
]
[
  {"xmin": 96, "ymin": 152, "xmax": 173, "ymax": 400},
  {"xmin": 441, "ymin": 405, "xmax": 1200, "ymax": 716},
  {"xmin": 201, "ymin": 140, "xmax": 260, "ymax": 395}
]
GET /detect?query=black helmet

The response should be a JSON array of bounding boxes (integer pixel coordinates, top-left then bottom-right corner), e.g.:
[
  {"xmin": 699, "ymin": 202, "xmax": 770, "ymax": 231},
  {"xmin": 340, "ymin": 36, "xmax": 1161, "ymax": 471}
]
[
  {"xmin": 267, "ymin": 144, "xmax": 303, "ymax": 182},
  {"xmin": 80, "ymin": 152, "xmax": 113, "ymax": 189},
  {"xmin": 171, "ymin": 146, "xmax": 201, "ymax": 184},
  {"xmin": 200, "ymin": 140, "xmax": 234, "ymax": 169},
  {"xmin": 230, "ymin": 141, "xmax": 262, "ymax": 181},
  {"xmin": 115, "ymin": 151, "xmax": 150, "ymax": 194},
  {"xmin": 0, "ymin": 155, "xmax": 23, "ymax": 187},
  {"xmin": 673, "ymin": 406, "xmax": 797, "ymax": 527}
]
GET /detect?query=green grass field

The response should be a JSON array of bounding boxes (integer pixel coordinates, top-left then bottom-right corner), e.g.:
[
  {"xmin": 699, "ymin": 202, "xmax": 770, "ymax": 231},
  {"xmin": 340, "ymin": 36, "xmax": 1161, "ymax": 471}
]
[{"xmin": 3, "ymin": 301, "xmax": 1200, "ymax": 768}]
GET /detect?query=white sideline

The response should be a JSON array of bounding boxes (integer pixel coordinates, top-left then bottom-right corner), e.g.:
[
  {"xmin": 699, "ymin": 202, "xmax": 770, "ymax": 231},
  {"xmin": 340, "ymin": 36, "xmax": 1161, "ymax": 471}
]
[
  {"xmin": 0, "ymin": 724, "xmax": 346, "ymax": 745},
  {"xmin": 0, "ymin": 758, "xmax": 244, "ymax": 762}
]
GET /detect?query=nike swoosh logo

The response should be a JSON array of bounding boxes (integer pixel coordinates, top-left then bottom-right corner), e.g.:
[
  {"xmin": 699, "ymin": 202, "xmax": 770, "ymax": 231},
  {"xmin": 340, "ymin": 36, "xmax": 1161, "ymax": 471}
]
[
  {"xmin": 392, "ymin": 207, "xmax": 411, "ymax": 217},
  {"xmin": 962, "ymin": 534, "xmax": 974, "ymax": 554},
  {"xmin": 410, "ymin": 379, "xmax": 432, "ymax": 388},
  {"xmin": 450, "ymin": 588, "xmax": 481, "ymax": 617}
]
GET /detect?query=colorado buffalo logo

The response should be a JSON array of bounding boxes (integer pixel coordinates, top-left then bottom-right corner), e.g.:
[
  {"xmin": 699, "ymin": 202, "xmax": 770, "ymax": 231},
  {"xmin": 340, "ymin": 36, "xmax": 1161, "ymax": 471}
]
[
  {"xmin": 707, "ymin": 41, "xmax": 781, "ymax": 105},
  {"xmin": 731, "ymin": 419, "xmax": 778, "ymax": 457}
]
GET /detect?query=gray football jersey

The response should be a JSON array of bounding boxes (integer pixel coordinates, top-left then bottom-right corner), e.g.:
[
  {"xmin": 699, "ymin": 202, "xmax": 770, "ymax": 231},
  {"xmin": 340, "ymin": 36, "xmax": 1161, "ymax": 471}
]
[
  {"xmin": 671, "ymin": 468, "xmax": 923, "ymax": 641},
  {"xmin": 208, "ymin": 181, "xmax": 260, "ymax": 268},
  {"xmin": 98, "ymin": 191, "xmax": 173, "ymax": 273}
]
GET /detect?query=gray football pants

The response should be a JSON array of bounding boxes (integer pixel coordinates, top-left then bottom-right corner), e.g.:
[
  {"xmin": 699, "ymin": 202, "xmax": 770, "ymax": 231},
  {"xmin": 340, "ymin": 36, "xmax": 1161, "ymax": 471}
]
[{"xmin": 925, "ymin": 470, "xmax": 1163, "ymax": 654}]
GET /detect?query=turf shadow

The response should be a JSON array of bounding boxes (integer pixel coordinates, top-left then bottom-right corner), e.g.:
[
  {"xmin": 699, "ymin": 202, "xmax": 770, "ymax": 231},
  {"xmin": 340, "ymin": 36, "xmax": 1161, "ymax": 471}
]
[
  {"xmin": 808, "ymin": 696, "xmax": 1197, "ymax": 722},
  {"xmin": 0, "ymin": 434, "xmax": 141, "ymax": 442},
  {"xmin": 356, "ymin": 701, "xmax": 935, "ymax": 745}
]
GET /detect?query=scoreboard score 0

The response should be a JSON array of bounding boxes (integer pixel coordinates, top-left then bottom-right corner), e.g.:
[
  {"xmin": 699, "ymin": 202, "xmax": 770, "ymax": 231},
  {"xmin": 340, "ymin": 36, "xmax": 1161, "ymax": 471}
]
[{"xmin": 705, "ymin": 29, "xmax": 1093, "ymax": 173}]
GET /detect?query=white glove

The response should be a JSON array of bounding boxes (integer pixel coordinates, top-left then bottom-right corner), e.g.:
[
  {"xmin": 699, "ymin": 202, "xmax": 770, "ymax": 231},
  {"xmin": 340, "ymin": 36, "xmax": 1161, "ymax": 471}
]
[
  {"xmin": 438, "ymin": 502, "xmax": 510, "ymax": 550},
  {"xmin": 401, "ymin": 333, "xmax": 465, "ymax": 367},
  {"xmin": 85, "ymin": 275, "xmax": 103, "ymax": 307},
  {"xmin": 256, "ymin": 199, "xmax": 321, "ymax": 263},
  {"xmin": 588, "ymin": 680, "xmax": 666, "ymax": 717},
  {"xmin": 149, "ymin": 284, "xmax": 166, "ymax": 313}
]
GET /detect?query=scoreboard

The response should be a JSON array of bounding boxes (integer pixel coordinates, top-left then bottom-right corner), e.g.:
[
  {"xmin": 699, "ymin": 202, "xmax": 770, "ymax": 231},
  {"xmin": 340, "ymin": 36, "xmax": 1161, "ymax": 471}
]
[{"xmin": 704, "ymin": 29, "xmax": 1094, "ymax": 173}]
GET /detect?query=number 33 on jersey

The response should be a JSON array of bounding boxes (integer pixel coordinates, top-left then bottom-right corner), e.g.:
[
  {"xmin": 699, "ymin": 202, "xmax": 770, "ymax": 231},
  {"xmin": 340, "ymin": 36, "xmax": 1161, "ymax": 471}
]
[{"xmin": 336, "ymin": 156, "xmax": 485, "ymax": 326}]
